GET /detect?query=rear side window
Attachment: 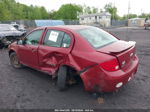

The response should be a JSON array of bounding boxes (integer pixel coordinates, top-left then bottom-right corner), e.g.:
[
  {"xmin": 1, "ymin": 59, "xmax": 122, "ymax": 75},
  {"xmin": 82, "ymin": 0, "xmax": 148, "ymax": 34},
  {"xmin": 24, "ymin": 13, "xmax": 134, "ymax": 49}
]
[
  {"xmin": 61, "ymin": 33, "xmax": 71, "ymax": 48},
  {"xmin": 44, "ymin": 30, "xmax": 64, "ymax": 47},
  {"xmin": 44, "ymin": 30, "xmax": 71, "ymax": 48}
]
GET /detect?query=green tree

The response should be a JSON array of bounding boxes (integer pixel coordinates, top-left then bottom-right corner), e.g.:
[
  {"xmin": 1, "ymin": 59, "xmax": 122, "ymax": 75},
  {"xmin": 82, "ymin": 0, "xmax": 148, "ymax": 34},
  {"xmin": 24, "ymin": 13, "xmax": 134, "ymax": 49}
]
[
  {"xmin": 92, "ymin": 7, "xmax": 98, "ymax": 13},
  {"xmin": 84, "ymin": 6, "xmax": 92, "ymax": 14},
  {"xmin": 54, "ymin": 4, "xmax": 82, "ymax": 20},
  {"xmin": 138, "ymin": 13, "xmax": 150, "ymax": 19},
  {"xmin": 122, "ymin": 14, "xmax": 137, "ymax": 20},
  {"xmin": 0, "ymin": 0, "xmax": 49, "ymax": 20},
  {"xmin": 104, "ymin": 3, "xmax": 119, "ymax": 20},
  {"xmin": 0, "ymin": 0, "xmax": 12, "ymax": 20},
  {"xmin": 40, "ymin": 7, "xmax": 49, "ymax": 19},
  {"xmin": 49, "ymin": 10, "xmax": 57, "ymax": 19}
]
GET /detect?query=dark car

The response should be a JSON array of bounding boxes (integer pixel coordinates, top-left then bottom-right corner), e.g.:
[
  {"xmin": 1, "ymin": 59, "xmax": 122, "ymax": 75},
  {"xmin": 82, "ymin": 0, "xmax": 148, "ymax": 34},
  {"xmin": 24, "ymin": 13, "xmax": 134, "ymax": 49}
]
[
  {"xmin": 144, "ymin": 20, "xmax": 150, "ymax": 30},
  {"xmin": 8, "ymin": 25, "xmax": 139, "ymax": 92},
  {"xmin": 0, "ymin": 24, "xmax": 25, "ymax": 48}
]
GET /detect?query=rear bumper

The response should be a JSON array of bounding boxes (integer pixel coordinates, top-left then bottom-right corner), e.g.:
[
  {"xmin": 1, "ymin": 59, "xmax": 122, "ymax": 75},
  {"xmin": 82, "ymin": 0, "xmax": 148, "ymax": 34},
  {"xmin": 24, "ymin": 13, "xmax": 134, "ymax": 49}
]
[{"xmin": 80, "ymin": 56, "xmax": 139, "ymax": 92}]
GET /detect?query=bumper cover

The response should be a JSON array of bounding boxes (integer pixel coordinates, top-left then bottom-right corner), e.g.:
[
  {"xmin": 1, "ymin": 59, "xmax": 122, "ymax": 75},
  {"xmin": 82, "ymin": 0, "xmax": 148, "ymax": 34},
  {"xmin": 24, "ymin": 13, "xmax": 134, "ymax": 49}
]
[{"xmin": 80, "ymin": 56, "xmax": 139, "ymax": 92}]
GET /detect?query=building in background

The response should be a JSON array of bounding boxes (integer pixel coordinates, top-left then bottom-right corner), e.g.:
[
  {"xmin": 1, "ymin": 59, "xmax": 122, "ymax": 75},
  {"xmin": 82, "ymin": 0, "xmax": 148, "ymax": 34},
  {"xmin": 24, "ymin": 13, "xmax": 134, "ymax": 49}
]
[
  {"xmin": 79, "ymin": 12, "xmax": 111, "ymax": 27},
  {"xmin": 128, "ymin": 18, "xmax": 145, "ymax": 27}
]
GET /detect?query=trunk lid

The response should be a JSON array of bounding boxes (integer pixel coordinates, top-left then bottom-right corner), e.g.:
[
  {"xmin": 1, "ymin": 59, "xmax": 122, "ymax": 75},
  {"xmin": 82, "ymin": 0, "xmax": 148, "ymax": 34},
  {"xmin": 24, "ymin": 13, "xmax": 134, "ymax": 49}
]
[{"xmin": 97, "ymin": 40, "xmax": 136, "ymax": 69}]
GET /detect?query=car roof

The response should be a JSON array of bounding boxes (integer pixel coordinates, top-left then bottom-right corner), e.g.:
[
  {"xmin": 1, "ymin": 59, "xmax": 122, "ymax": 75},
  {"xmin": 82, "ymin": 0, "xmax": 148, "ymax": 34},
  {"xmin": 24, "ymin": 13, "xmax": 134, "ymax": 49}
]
[
  {"xmin": 37, "ymin": 25, "xmax": 92, "ymax": 31},
  {"xmin": 0, "ymin": 24, "xmax": 12, "ymax": 26},
  {"xmin": 55, "ymin": 25, "xmax": 91, "ymax": 30}
]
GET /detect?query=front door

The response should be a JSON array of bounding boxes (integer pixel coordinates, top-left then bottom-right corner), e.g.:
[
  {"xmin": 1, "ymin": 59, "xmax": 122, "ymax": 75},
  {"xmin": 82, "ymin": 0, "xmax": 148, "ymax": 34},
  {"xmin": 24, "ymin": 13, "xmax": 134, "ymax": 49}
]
[{"xmin": 18, "ymin": 29, "xmax": 44, "ymax": 69}]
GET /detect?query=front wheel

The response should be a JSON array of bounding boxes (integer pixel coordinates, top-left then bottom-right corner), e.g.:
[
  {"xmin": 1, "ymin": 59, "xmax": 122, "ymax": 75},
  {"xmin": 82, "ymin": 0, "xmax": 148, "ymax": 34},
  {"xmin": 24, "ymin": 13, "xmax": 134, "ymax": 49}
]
[{"xmin": 10, "ymin": 52, "xmax": 23, "ymax": 69}]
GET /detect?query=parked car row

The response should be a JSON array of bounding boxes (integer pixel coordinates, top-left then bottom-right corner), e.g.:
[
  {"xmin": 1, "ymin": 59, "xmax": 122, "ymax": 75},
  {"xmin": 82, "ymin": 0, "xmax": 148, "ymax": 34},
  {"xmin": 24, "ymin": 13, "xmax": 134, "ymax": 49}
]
[
  {"xmin": 144, "ymin": 20, "xmax": 150, "ymax": 30},
  {"xmin": 0, "ymin": 24, "xmax": 26, "ymax": 49},
  {"xmin": 11, "ymin": 23, "xmax": 27, "ymax": 33}
]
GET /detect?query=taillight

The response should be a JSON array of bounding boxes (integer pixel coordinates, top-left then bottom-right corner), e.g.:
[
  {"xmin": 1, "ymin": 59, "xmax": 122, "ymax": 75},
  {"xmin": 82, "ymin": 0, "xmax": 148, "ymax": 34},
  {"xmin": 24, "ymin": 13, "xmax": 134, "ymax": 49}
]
[
  {"xmin": 132, "ymin": 54, "xmax": 137, "ymax": 60},
  {"xmin": 100, "ymin": 58, "xmax": 120, "ymax": 72}
]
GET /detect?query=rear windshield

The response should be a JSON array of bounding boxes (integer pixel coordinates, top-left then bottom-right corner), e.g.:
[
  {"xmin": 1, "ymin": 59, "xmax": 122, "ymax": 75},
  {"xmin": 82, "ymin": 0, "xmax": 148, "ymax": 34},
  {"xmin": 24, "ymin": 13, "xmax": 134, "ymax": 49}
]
[{"xmin": 77, "ymin": 27, "xmax": 118, "ymax": 49}]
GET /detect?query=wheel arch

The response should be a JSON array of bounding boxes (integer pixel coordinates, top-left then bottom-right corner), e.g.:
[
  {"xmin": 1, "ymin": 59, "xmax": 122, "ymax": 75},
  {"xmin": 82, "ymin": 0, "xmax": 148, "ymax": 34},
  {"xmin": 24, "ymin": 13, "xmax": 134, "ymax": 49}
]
[
  {"xmin": 9, "ymin": 49, "xmax": 16, "ymax": 56},
  {"xmin": 58, "ymin": 64, "xmax": 84, "ymax": 85},
  {"xmin": 59, "ymin": 64, "xmax": 79, "ymax": 74}
]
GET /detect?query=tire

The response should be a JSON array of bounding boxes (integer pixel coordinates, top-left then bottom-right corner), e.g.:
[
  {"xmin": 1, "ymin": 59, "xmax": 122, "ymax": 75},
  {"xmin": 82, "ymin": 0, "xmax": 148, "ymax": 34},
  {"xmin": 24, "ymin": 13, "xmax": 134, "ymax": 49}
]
[
  {"xmin": 145, "ymin": 27, "xmax": 147, "ymax": 30},
  {"xmin": 57, "ymin": 66, "xmax": 68, "ymax": 91},
  {"xmin": 10, "ymin": 52, "xmax": 23, "ymax": 69},
  {"xmin": 145, "ymin": 27, "xmax": 149, "ymax": 30},
  {"xmin": 0, "ymin": 42, "xmax": 4, "ymax": 49}
]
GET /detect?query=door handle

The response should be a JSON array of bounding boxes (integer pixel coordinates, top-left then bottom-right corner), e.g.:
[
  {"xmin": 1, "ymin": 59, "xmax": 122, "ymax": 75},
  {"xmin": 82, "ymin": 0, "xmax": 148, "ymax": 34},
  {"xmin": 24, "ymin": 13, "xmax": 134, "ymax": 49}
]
[
  {"xmin": 31, "ymin": 49, "xmax": 37, "ymax": 52},
  {"xmin": 55, "ymin": 53, "xmax": 63, "ymax": 57}
]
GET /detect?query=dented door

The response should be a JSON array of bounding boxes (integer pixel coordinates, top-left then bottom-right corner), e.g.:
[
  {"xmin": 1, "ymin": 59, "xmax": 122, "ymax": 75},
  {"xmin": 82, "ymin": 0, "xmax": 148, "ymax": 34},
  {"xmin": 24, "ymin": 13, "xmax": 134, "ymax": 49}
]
[{"xmin": 38, "ymin": 29, "xmax": 74, "ymax": 75}]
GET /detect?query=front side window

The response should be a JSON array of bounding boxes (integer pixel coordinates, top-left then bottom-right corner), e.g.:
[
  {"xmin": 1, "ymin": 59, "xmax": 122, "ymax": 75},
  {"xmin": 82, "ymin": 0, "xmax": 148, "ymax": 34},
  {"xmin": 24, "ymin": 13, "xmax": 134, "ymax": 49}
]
[
  {"xmin": 77, "ymin": 27, "xmax": 118, "ymax": 48},
  {"xmin": 25, "ymin": 29, "xmax": 43, "ymax": 45}
]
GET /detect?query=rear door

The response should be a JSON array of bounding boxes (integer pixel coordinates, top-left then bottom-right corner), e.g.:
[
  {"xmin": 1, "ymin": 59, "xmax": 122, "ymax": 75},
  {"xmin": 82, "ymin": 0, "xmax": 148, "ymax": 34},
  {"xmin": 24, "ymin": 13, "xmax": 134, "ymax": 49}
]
[{"xmin": 38, "ymin": 28, "xmax": 74, "ymax": 74}]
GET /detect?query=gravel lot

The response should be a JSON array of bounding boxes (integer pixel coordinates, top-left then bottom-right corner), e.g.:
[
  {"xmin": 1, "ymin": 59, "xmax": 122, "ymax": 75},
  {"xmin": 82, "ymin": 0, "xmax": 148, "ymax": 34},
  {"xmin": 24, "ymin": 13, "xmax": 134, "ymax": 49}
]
[{"xmin": 0, "ymin": 27, "xmax": 150, "ymax": 110}]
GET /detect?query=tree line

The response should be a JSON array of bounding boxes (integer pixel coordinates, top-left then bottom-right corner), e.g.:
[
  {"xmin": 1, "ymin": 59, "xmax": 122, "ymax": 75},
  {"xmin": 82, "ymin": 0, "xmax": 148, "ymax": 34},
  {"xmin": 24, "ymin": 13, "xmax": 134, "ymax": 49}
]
[
  {"xmin": 0, "ymin": 0, "xmax": 150, "ymax": 21},
  {"xmin": 0, "ymin": 0, "xmax": 49, "ymax": 20}
]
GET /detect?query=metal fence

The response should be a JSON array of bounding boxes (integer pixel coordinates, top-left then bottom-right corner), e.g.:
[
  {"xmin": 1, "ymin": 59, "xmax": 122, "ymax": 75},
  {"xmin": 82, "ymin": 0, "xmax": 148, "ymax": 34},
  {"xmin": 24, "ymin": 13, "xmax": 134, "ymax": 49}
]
[
  {"xmin": 0, "ymin": 19, "xmax": 127, "ymax": 28},
  {"xmin": 111, "ymin": 20, "xmax": 128, "ymax": 27},
  {"xmin": 0, "ymin": 20, "xmax": 36, "ymax": 28},
  {"xmin": 0, "ymin": 20, "xmax": 80, "ymax": 28},
  {"xmin": 63, "ymin": 20, "xmax": 80, "ymax": 25}
]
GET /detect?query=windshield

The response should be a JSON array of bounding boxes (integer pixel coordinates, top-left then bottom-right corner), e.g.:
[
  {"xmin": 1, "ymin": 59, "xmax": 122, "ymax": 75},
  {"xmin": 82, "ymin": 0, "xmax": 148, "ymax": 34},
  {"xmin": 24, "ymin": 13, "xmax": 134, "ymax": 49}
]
[
  {"xmin": 77, "ymin": 27, "xmax": 118, "ymax": 49},
  {"xmin": 0, "ymin": 25, "xmax": 17, "ymax": 31}
]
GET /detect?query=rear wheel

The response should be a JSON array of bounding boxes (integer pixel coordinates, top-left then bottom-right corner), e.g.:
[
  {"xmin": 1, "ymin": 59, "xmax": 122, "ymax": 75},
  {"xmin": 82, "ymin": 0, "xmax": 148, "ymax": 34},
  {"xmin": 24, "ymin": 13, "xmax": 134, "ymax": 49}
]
[
  {"xmin": 10, "ymin": 52, "xmax": 23, "ymax": 69},
  {"xmin": 57, "ymin": 66, "xmax": 68, "ymax": 91},
  {"xmin": 145, "ymin": 26, "xmax": 150, "ymax": 30}
]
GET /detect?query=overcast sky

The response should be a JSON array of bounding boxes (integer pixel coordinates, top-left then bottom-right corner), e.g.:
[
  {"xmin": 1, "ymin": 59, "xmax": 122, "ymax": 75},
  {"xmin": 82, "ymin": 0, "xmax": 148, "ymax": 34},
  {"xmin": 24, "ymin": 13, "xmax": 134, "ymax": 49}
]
[{"xmin": 15, "ymin": 0, "xmax": 149, "ymax": 16}]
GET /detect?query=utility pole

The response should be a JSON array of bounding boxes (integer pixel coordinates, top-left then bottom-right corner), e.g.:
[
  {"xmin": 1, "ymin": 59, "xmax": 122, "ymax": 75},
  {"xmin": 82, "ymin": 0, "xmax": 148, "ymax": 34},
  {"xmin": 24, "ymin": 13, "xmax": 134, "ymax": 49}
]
[
  {"xmin": 127, "ymin": 1, "xmax": 130, "ymax": 20},
  {"xmin": 113, "ymin": 0, "xmax": 115, "ymax": 20},
  {"xmin": 126, "ymin": 0, "xmax": 130, "ymax": 41}
]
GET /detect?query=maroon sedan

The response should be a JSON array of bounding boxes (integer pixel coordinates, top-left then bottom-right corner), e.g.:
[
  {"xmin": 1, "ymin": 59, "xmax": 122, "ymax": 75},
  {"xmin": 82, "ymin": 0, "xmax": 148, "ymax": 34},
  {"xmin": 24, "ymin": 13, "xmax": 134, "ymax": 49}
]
[{"xmin": 8, "ymin": 25, "xmax": 139, "ymax": 92}]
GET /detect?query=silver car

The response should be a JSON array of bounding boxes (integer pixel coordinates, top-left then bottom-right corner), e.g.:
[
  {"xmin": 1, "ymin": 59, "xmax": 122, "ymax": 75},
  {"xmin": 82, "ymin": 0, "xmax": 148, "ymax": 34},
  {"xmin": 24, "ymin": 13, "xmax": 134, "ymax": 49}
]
[{"xmin": 0, "ymin": 24, "xmax": 25, "ymax": 48}]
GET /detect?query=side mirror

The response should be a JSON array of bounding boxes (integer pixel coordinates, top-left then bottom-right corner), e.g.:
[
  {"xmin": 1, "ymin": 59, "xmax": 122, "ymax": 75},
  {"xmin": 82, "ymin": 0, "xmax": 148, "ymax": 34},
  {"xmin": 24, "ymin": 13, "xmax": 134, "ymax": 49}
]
[
  {"xmin": 17, "ymin": 40, "xmax": 23, "ymax": 45},
  {"xmin": 22, "ymin": 39, "xmax": 26, "ymax": 45},
  {"xmin": 17, "ymin": 39, "xmax": 26, "ymax": 45}
]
